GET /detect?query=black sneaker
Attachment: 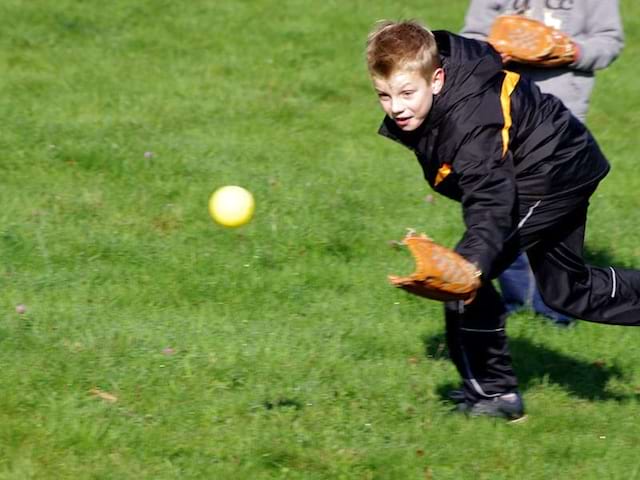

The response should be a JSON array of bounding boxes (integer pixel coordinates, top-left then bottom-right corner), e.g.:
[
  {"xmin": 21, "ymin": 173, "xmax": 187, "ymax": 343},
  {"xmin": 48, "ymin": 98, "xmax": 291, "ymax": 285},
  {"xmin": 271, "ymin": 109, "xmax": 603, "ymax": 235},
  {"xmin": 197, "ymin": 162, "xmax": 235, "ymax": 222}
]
[{"xmin": 458, "ymin": 392, "xmax": 526, "ymax": 422}]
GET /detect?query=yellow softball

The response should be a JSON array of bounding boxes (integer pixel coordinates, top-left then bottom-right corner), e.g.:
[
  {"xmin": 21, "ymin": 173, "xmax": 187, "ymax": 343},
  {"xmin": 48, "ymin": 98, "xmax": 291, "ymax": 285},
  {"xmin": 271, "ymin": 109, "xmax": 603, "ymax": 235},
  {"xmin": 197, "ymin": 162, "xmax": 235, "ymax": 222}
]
[{"xmin": 208, "ymin": 185, "xmax": 255, "ymax": 227}]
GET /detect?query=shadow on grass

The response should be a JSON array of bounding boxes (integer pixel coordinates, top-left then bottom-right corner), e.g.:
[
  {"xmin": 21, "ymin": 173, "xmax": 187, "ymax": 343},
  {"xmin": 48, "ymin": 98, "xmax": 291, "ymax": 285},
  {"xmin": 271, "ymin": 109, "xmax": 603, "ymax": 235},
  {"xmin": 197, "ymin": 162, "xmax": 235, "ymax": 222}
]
[
  {"xmin": 422, "ymin": 332, "xmax": 639, "ymax": 403},
  {"xmin": 584, "ymin": 245, "xmax": 636, "ymax": 269}
]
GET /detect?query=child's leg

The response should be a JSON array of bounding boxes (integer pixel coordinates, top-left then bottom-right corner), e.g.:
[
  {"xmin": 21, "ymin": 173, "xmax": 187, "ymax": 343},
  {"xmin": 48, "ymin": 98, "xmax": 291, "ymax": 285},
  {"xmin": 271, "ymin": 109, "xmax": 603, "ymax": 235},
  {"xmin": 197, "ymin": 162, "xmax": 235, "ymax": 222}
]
[
  {"xmin": 444, "ymin": 282, "xmax": 519, "ymax": 403},
  {"xmin": 497, "ymin": 253, "xmax": 535, "ymax": 312},
  {"xmin": 527, "ymin": 204, "xmax": 640, "ymax": 325},
  {"xmin": 499, "ymin": 252, "xmax": 574, "ymax": 325}
]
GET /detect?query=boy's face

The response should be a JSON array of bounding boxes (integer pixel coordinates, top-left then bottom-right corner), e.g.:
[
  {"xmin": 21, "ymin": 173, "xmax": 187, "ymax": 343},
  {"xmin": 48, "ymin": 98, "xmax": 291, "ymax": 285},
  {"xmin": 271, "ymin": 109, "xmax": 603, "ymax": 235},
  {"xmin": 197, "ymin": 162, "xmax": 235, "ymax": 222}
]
[{"xmin": 372, "ymin": 68, "xmax": 444, "ymax": 131}]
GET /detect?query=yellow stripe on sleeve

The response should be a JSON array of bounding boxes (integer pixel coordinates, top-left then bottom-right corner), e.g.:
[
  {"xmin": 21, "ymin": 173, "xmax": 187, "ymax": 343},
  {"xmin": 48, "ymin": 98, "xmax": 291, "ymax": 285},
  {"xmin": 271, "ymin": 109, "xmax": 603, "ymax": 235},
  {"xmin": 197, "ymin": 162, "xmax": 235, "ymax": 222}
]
[
  {"xmin": 500, "ymin": 71, "xmax": 520, "ymax": 157},
  {"xmin": 434, "ymin": 163, "xmax": 451, "ymax": 186}
]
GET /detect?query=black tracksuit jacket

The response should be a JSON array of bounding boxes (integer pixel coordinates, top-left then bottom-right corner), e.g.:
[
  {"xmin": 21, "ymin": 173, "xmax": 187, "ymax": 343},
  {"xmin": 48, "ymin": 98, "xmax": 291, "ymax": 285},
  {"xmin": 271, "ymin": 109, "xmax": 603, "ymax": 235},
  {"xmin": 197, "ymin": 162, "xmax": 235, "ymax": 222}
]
[{"xmin": 379, "ymin": 31, "xmax": 610, "ymax": 280}]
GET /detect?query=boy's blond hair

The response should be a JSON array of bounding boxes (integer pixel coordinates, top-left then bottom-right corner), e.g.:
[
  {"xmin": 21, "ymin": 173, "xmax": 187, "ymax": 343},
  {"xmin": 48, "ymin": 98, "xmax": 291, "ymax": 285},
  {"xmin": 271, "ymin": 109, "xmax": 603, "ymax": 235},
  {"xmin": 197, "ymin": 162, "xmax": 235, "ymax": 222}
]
[{"xmin": 366, "ymin": 20, "xmax": 441, "ymax": 81}]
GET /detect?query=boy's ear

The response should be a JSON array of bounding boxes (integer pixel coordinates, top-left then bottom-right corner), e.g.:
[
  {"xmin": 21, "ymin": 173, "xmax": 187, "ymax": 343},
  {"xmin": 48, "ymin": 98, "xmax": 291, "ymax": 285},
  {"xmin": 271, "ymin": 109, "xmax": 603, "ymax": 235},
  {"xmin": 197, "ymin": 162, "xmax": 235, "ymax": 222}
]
[{"xmin": 431, "ymin": 68, "xmax": 445, "ymax": 94}]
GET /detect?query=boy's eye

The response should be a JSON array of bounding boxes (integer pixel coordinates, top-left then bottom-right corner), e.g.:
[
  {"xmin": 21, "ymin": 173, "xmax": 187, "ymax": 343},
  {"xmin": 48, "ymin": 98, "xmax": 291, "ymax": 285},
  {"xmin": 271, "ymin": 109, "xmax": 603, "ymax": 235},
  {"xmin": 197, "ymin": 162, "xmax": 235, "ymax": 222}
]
[
  {"xmin": 377, "ymin": 93, "xmax": 390, "ymax": 99},
  {"xmin": 402, "ymin": 91, "xmax": 415, "ymax": 97}
]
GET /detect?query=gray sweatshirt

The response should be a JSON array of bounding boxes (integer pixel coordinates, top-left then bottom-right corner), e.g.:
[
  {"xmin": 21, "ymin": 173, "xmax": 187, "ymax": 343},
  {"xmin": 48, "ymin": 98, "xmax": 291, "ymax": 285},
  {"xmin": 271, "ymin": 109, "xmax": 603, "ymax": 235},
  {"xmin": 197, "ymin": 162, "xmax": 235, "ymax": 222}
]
[{"xmin": 461, "ymin": 0, "xmax": 624, "ymax": 121}]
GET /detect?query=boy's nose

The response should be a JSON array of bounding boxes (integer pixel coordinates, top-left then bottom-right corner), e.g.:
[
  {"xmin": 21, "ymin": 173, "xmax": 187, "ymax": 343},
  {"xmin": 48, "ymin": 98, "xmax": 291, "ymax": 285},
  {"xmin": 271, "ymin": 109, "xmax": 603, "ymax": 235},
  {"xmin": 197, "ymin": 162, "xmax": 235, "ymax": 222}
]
[{"xmin": 391, "ymin": 97, "xmax": 405, "ymax": 115}]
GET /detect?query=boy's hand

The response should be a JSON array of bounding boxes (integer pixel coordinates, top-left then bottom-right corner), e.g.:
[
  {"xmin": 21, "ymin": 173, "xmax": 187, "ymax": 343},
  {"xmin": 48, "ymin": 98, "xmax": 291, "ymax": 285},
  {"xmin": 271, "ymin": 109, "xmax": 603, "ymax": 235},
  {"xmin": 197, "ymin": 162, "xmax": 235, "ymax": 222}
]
[
  {"xmin": 488, "ymin": 15, "xmax": 577, "ymax": 67},
  {"xmin": 388, "ymin": 230, "xmax": 481, "ymax": 304}
]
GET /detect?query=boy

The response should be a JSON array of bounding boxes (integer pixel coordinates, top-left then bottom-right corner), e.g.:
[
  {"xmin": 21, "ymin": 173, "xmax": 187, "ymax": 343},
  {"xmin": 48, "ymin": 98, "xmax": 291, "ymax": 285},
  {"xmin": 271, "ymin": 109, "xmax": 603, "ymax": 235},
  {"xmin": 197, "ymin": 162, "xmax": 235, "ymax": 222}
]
[{"xmin": 366, "ymin": 20, "xmax": 640, "ymax": 421}]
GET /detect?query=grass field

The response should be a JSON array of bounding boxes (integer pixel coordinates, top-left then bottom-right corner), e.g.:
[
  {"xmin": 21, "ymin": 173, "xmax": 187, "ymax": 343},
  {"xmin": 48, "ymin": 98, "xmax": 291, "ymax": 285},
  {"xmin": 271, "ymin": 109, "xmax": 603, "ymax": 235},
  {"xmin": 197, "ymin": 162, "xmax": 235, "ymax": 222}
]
[{"xmin": 2, "ymin": 0, "xmax": 640, "ymax": 478}]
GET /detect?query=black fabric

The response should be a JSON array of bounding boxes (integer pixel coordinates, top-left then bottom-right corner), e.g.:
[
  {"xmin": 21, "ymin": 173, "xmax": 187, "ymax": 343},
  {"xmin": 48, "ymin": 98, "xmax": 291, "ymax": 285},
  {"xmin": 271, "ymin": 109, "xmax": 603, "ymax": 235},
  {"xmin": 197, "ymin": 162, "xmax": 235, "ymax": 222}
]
[
  {"xmin": 445, "ymin": 286, "xmax": 518, "ymax": 402},
  {"xmin": 524, "ymin": 194, "xmax": 640, "ymax": 326},
  {"xmin": 449, "ymin": 185, "xmax": 640, "ymax": 400},
  {"xmin": 378, "ymin": 31, "xmax": 609, "ymax": 278}
]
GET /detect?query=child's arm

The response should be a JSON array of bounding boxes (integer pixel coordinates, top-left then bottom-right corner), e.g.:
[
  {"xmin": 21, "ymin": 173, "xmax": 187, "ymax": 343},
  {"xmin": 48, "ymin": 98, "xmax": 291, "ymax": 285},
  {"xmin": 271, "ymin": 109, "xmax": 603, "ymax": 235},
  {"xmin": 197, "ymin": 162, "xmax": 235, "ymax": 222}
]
[
  {"xmin": 447, "ymin": 127, "xmax": 518, "ymax": 281},
  {"xmin": 570, "ymin": 0, "xmax": 623, "ymax": 72}
]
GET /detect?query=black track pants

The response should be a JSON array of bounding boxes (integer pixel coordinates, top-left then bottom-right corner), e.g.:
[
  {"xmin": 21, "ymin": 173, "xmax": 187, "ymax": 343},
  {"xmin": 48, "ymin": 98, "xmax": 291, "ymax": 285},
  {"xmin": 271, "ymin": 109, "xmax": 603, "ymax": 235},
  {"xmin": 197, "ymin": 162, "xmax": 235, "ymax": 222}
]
[
  {"xmin": 446, "ymin": 184, "xmax": 640, "ymax": 400},
  {"xmin": 527, "ymin": 202, "xmax": 640, "ymax": 325},
  {"xmin": 445, "ymin": 284, "xmax": 519, "ymax": 402}
]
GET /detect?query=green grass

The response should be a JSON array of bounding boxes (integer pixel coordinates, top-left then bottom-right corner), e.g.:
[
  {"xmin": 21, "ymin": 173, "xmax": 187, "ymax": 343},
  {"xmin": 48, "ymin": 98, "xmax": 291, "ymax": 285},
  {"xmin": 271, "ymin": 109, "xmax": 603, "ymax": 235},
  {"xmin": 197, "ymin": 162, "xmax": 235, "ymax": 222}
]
[{"xmin": 1, "ymin": 0, "xmax": 640, "ymax": 478}]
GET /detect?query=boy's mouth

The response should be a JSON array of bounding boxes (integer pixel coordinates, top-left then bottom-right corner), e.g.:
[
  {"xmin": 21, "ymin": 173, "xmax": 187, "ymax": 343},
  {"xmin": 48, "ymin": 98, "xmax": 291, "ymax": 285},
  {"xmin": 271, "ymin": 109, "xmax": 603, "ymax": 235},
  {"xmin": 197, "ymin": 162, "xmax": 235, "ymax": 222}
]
[{"xmin": 395, "ymin": 116, "xmax": 412, "ymax": 127}]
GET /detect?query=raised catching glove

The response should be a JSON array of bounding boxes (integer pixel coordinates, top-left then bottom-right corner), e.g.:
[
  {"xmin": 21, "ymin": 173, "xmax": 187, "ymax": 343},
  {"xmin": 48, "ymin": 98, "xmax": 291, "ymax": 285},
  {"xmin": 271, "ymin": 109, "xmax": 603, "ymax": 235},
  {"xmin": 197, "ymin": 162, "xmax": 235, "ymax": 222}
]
[
  {"xmin": 388, "ymin": 230, "xmax": 481, "ymax": 303},
  {"xmin": 488, "ymin": 15, "xmax": 578, "ymax": 67}
]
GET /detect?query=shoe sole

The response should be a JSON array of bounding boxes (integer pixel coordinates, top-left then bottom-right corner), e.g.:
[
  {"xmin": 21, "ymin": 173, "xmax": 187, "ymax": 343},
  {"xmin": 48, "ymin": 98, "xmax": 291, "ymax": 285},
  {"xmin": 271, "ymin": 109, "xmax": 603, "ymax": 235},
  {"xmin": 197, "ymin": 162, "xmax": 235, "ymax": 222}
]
[
  {"xmin": 460, "ymin": 407, "xmax": 528, "ymax": 423},
  {"xmin": 507, "ymin": 414, "xmax": 528, "ymax": 424}
]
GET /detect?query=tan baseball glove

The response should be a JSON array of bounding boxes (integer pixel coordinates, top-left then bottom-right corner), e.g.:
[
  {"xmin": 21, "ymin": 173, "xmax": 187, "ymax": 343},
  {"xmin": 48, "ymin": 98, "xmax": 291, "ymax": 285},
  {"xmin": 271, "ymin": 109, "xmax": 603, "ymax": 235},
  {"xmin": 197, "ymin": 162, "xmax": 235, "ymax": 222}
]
[
  {"xmin": 488, "ymin": 15, "xmax": 578, "ymax": 67},
  {"xmin": 388, "ymin": 231, "xmax": 481, "ymax": 303}
]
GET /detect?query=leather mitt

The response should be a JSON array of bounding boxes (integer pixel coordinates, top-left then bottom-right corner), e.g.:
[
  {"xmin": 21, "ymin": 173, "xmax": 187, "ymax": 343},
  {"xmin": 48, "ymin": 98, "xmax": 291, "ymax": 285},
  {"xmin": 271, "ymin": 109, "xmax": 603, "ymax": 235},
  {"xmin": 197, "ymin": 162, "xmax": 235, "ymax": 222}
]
[
  {"xmin": 488, "ymin": 15, "xmax": 577, "ymax": 67},
  {"xmin": 388, "ymin": 231, "xmax": 481, "ymax": 303}
]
